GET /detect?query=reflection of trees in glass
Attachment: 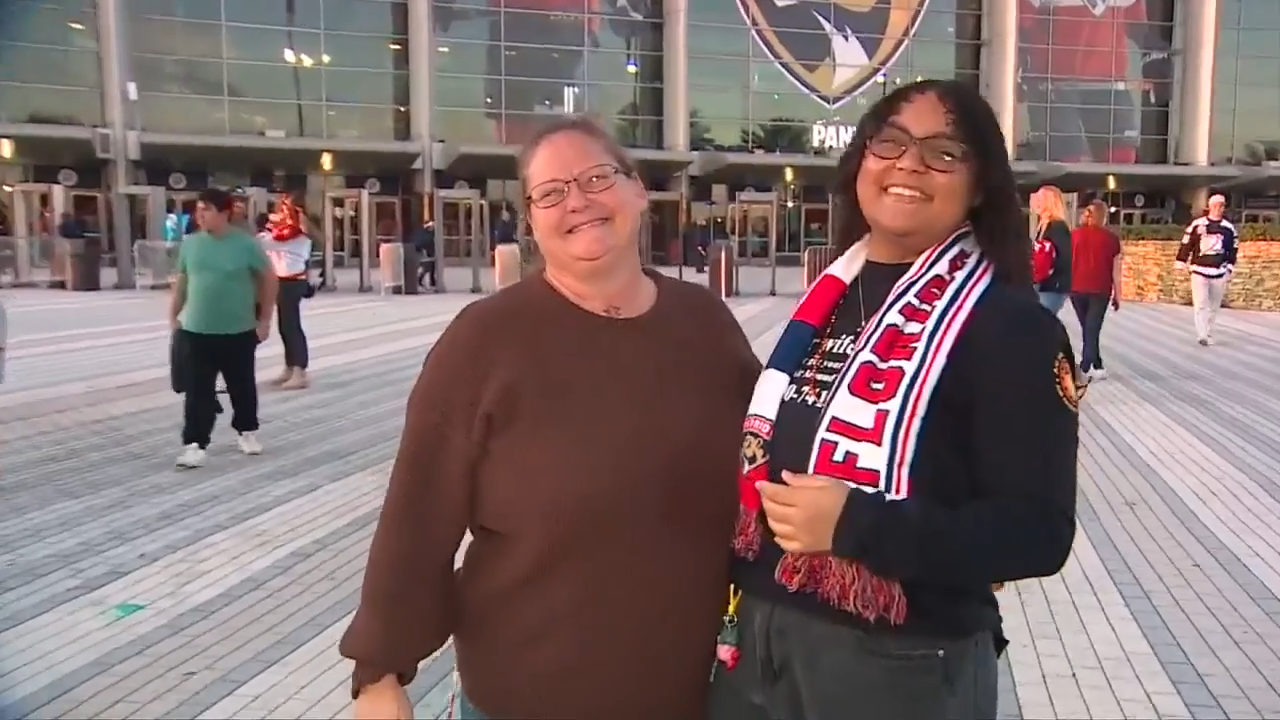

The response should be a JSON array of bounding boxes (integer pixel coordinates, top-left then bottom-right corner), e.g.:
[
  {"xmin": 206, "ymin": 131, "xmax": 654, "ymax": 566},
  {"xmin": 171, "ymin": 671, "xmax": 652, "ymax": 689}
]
[
  {"xmin": 1237, "ymin": 141, "xmax": 1280, "ymax": 165},
  {"xmin": 22, "ymin": 112, "xmax": 84, "ymax": 125},
  {"xmin": 612, "ymin": 101, "xmax": 661, "ymax": 148},
  {"xmin": 741, "ymin": 118, "xmax": 810, "ymax": 153},
  {"xmin": 689, "ymin": 110, "xmax": 715, "ymax": 150}
]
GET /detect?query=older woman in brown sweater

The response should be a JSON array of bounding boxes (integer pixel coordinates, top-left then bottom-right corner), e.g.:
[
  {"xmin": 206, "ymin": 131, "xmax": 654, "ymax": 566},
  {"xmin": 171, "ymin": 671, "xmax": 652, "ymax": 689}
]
[{"xmin": 340, "ymin": 117, "xmax": 761, "ymax": 720}]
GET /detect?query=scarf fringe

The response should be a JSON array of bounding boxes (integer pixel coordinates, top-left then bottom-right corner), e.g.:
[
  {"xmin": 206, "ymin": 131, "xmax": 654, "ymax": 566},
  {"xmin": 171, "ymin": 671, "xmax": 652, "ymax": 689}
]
[
  {"xmin": 775, "ymin": 553, "xmax": 907, "ymax": 625},
  {"xmin": 732, "ymin": 505, "xmax": 907, "ymax": 625}
]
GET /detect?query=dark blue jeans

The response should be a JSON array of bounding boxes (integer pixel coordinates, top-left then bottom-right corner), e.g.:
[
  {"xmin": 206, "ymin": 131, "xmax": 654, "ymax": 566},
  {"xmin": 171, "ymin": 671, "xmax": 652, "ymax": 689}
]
[{"xmin": 1070, "ymin": 293, "xmax": 1111, "ymax": 372}]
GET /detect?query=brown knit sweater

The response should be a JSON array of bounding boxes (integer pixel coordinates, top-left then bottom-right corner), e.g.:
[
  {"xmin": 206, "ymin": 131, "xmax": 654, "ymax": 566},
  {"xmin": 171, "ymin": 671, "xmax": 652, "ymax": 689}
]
[{"xmin": 339, "ymin": 271, "xmax": 761, "ymax": 719}]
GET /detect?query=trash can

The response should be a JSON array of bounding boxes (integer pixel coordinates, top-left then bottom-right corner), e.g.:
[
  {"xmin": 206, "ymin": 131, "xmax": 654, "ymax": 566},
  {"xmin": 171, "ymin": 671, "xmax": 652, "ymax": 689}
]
[
  {"xmin": 400, "ymin": 241, "xmax": 419, "ymax": 295},
  {"xmin": 66, "ymin": 238, "xmax": 103, "ymax": 291},
  {"xmin": 707, "ymin": 240, "xmax": 736, "ymax": 298}
]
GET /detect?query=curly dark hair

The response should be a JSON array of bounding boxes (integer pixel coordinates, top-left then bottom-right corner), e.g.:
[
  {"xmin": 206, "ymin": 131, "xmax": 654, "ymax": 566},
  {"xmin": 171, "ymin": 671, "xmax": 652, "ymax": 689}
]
[{"xmin": 831, "ymin": 79, "xmax": 1030, "ymax": 286}]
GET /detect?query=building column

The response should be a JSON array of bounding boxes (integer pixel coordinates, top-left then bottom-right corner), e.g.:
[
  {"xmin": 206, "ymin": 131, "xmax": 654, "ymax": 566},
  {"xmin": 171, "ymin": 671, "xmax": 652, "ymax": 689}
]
[
  {"xmin": 407, "ymin": 0, "xmax": 434, "ymax": 208},
  {"xmin": 662, "ymin": 0, "xmax": 689, "ymax": 152},
  {"xmin": 981, "ymin": 0, "xmax": 1019, "ymax": 158},
  {"xmin": 1174, "ymin": 0, "xmax": 1217, "ymax": 178},
  {"xmin": 96, "ymin": 0, "xmax": 136, "ymax": 287}
]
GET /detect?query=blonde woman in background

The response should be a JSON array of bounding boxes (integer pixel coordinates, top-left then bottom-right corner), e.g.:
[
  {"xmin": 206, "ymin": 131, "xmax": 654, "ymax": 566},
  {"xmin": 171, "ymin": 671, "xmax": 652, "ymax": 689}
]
[{"xmin": 1030, "ymin": 185, "xmax": 1073, "ymax": 314}]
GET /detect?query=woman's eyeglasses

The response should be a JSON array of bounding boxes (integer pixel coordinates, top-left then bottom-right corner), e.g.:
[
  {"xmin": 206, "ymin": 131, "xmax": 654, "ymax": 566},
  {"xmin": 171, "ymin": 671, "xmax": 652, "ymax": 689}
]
[
  {"xmin": 866, "ymin": 128, "xmax": 968, "ymax": 174},
  {"xmin": 526, "ymin": 164, "xmax": 629, "ymax": 209}
]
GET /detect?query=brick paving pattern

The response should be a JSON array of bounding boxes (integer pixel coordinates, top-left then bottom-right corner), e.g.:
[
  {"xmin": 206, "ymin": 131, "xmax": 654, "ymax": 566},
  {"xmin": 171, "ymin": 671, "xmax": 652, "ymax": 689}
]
[{"xmin": 2, "ymin": 272, "xmax": 1279, "ymax": 719}]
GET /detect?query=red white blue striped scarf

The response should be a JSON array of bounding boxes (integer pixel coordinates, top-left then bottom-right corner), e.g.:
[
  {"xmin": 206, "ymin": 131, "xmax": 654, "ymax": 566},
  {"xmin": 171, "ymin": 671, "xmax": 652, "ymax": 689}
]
[{"xmin": 735, "ymin": 227, "xmax": 993, "ymax": 623}]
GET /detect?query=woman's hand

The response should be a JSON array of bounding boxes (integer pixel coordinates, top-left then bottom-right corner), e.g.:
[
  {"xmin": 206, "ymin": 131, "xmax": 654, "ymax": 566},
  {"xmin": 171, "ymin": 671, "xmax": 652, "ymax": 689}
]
[
  {"xmin": 354, "ymin": 676, "xmax": 413, "ymax": 720},
  {"xmin": 756, "ymin": 471, "xmax": 851, "ymax": 554}
]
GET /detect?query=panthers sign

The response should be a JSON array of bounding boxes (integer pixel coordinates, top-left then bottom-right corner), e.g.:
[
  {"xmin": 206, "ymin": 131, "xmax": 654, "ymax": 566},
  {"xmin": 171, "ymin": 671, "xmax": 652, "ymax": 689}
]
[{"xmin": 735, "ymin": 0, "xmax": 932, "ymax": 109}]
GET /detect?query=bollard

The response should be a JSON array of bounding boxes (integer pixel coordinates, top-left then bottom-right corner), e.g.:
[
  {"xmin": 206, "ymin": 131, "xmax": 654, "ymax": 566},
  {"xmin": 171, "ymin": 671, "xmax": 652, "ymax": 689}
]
[
  {"xmin": 707, "ymin": 240, "xmax": 736, "ymax": 299},
  {"xmin": 494, "ymin": 244, "xmax": 522, "ymax": 289}
]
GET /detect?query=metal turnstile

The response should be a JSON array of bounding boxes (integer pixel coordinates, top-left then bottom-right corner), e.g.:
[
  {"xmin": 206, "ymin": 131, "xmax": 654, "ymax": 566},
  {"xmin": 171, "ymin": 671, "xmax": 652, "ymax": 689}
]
[
  {"xmin": 323, "ymin": 189, "xmax": 374, "ymax": 292},
  {"xmin": 7, "ymin": 183, "xmax": 69, "ymax": 285},
  {"xmin": 244, "ymin": 187, "xmax": 271, "ymax": 220},
  {"xmin": 433, "ymin": 188, "xmax": 487, "ymax": 293},
  {"xmin": 729, "ymin": 191, "xmax": 779, "ymax": 296},
  {"xmin": 642, "ymin": 189, "xmax": 687, "ymax": 273}
]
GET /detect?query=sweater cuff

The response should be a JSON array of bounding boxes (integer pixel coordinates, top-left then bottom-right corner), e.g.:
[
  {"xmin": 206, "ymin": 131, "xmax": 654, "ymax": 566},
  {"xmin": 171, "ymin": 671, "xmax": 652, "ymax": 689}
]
[
  {"xmin": 831, "ymin": 488, "xmax": 884, "ymax": 561},
  {"xmin": 350, "ymin": 662, "xmax": 417, "ymax": 700}
]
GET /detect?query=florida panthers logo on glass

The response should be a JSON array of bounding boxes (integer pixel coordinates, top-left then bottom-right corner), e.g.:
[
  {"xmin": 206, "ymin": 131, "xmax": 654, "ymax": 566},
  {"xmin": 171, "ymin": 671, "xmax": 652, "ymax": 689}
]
[{"xmin": 736, "ymin": 0, "xmax": 932, "ymax": 108}]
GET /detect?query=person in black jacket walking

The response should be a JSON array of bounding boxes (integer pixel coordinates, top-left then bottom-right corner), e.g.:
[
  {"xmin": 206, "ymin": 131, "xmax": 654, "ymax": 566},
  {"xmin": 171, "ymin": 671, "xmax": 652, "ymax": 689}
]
[{"xmin": 1030, "ymin": 185, "xmax": 1073, "ymax": 314}]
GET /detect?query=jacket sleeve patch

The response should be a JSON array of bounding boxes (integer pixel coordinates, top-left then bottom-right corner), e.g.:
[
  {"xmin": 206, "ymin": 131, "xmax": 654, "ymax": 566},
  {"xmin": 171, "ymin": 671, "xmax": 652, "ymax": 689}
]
[{"xmin": 1054, "ymin": 352, "xmax": 1086, "ymax": 411}]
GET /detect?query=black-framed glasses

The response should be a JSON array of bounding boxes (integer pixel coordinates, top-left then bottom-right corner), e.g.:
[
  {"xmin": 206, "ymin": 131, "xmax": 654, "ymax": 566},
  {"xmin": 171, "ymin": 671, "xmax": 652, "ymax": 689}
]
[
  {"xmin": 526, "ymin": 164, "xmax": 629, "ymax": 209},
  {"xmin": 866, "ymin": 127, "xmax": 968, "ymax": 174}
]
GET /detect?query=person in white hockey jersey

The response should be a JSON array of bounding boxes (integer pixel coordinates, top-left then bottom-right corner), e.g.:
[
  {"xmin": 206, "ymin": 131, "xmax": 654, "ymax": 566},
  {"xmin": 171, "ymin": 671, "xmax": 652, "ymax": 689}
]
[{"xmin": 1175, "ymin": 194, "xmax": 1238, "ymax": 346}]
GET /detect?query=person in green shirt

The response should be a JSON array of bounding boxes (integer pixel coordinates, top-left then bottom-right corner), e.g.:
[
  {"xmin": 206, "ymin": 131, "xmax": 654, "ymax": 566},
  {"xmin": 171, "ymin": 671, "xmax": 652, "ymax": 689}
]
[{"xmin": 169, "ymin": 187, "xmax": 278, "ymax": 469}]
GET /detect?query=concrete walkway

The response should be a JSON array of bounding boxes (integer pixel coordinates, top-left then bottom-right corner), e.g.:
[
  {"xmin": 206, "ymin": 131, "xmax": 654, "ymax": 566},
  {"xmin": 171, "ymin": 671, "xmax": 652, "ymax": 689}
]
[{"xmin": 1, "ymin": 279, "xmax": 1278, "ymax": 719}]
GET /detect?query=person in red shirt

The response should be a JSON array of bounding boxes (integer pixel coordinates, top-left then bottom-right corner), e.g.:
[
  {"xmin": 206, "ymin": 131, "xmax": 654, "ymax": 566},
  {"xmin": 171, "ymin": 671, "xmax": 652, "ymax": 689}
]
[{"xmin": 1070, "ymin": 200, "xmax": 1122, "ymax": 380}]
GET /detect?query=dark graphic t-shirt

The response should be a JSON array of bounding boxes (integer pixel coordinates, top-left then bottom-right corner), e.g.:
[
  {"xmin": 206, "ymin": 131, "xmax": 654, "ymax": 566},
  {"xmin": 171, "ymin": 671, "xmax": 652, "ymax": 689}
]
[{"xmin": 770, "ymin": 260, "xmax": 913, "ymax": 480}]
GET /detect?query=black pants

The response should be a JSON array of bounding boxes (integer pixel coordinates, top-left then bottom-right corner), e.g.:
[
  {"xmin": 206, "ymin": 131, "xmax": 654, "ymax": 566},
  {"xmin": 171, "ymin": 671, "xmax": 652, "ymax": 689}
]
[
  {"xmin": 276, "ymin": 278, "xmax": 309, "ymax": 369},
  {"xmin": 418, "ymin": 257, "xmax": 437, "ymax": 289},
  {"xmin": 181, "ymin": 330, "xmax": 259, "ymax": 448},
  {"xmin": 707, "ymin": 594, "xmax": 998, "ymax": 720},
  {"xmin": 1070, "ymin": 293, "xmax": 1111, "ymax": 372}
]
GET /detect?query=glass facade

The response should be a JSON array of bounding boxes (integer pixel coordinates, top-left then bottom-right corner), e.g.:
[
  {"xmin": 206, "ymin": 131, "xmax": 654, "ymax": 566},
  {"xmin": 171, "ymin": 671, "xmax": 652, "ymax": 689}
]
[
  {"xmin": 0, "ymin": 0, "xmax": 103, "ymax": 126},
  {"xmin": 1, "ymin": 0, "xmax": 1276, "ymax": 178},
  {"xmin": 430, "ymin": 0, "xmax": 665, "ymax": 147},
  {"xmin": 1211, "ymin": 0, "xmax": 1280, "ymax": 164},
  {"xmin": 686, "ymin": 0, "xmax": 981, "ymax": 153},
  {"xmin": 1013, "ymin": 0, "xmax": 1175, "ymax": 164},
  {"xmin": 127, "ymin": 0, "xmax": 411, "ymax": 140}
]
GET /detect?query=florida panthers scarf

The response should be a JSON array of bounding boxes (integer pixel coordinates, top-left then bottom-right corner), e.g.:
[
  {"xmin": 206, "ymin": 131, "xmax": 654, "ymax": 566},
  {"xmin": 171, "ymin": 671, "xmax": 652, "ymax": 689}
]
[{"xmin": 734, "ymin": 227, "xmax": 993, "ymax": 624}]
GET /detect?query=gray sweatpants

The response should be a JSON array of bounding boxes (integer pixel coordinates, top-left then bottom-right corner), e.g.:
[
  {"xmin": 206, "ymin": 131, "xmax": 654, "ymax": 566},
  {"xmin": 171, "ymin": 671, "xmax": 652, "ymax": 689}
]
[{"xmin": 707, "ymin": 593, "xmax": 998, "ymax": 720}]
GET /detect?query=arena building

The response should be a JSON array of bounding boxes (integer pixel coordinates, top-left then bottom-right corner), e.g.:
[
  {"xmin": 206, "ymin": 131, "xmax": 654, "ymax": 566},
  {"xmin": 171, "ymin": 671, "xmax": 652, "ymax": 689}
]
[{"xmin": 0, "ymin": 0, "xmax": 1278, "ymax": 284}]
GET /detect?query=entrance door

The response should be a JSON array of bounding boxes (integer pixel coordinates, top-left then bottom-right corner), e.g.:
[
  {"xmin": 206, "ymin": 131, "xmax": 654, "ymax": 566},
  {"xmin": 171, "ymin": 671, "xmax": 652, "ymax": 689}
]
[
  {"xmin": 729, "ymin": 190, "xmax": 780, "ymax": 296},
  {"xmin": 322, "ymin": 189, "xmax": 374, "ymax": 292},
  {"xmin": 643, "ymin": 190, "xmax": 686, "ymax": 272},
  {"xmin": 433, "ymin": 188, "xmax": 487, "ymax": 293},
  {"xmin": 800, "ymin": 199, "xmax": 832, "ymax": 249}
]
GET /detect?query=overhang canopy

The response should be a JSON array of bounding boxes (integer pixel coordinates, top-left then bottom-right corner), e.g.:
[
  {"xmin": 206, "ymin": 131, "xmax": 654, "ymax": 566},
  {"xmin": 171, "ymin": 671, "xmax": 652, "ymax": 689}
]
[
  {"xmin": 139, "ymin": 132, "xmax": 421, "ymax": 173},
  {"xmin": 431, "ymin": 143, "xmax": 695, "ymax": 181},
  {"xmin": 1036, "ymin": 162, "xmax": 1245, "ymax": 192},
  {"xmin": 0, "ymin": 122, "xmax": 98, "ymax": 165},
  {"xmin": 691, "ymin": 151, "xmax": 837, "ymax": 183},
  {"xmin": 1211, "ymin": 165, "xmax": 1280, "ymax": 192},
  {"xmin": 432, "ymin": 141, "xmax": 518, "ymax": 179}
]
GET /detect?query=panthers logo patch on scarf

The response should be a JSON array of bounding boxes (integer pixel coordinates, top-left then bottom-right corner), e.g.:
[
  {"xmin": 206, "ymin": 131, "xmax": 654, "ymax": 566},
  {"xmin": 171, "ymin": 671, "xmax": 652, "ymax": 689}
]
[{"xmin": 1054, "ymin": 353, "xmax": 1086, "ymax": 411}]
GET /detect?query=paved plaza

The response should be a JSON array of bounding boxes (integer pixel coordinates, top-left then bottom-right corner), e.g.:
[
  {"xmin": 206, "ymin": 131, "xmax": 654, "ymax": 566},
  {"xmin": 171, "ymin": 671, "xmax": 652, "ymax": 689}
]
[{"xmin": 2, "ymin": 271, "xmax": 1280, "ymax": 720}]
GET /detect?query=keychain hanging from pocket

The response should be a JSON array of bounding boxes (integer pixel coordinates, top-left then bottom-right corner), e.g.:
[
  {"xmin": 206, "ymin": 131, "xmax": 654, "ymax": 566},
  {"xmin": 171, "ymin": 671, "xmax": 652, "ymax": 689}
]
[{"xmin": 715, "ymin": 585, "xmax": 743, "ymax": 671}]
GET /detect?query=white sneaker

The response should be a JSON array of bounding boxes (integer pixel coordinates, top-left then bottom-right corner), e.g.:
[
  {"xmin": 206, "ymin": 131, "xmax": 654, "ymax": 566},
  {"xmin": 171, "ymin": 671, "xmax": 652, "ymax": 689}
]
[
  {"xmin": 176, "ymin": 443, "xmax": 207, "ymax": 469},
  {"xmin": 1088, "ymin": 368, "xmax": 1109, "ymax": 381},
  {"xmin": 237, "ymin": 432, "xmax": 263, "ymax": 456}
]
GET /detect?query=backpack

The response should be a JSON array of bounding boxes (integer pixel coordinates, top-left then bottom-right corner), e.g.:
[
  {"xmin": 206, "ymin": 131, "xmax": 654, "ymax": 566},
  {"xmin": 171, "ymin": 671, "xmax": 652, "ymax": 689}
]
[{"xmin": 1032, "ymin": 226, "xmax": 1056, "ymax": 284}]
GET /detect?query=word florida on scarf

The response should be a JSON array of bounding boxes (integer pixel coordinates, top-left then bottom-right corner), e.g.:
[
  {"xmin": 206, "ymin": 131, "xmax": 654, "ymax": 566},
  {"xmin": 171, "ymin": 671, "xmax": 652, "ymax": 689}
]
[
  {"xmin": 735, "ymin": 229, "xmax": 992, "ymax": 623},
  {"xmin": 812, "ymin": 244, "xmax": 986, "ymax": 500}
]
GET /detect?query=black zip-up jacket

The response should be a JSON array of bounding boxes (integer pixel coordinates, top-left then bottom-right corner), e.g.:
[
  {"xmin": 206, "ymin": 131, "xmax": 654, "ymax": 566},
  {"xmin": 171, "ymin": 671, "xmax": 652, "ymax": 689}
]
[
  {"xmin": 1034, "ymin": 219, "xmax": 1073, "ymax": 293},
  {"xmin": 733, "ymin": 279, "xmax": 1079, "ymax": 643}
]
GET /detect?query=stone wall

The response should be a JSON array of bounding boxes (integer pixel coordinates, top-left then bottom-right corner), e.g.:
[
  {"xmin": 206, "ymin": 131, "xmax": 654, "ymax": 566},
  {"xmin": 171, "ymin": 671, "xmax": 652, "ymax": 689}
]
[
  {"xmin": 1118, "ymin": 224, "xmax": 1280, "ymax": 311},
  {"xmin": 799, "ymin": 225, "xmax": 1280, "ymax": 312}
]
